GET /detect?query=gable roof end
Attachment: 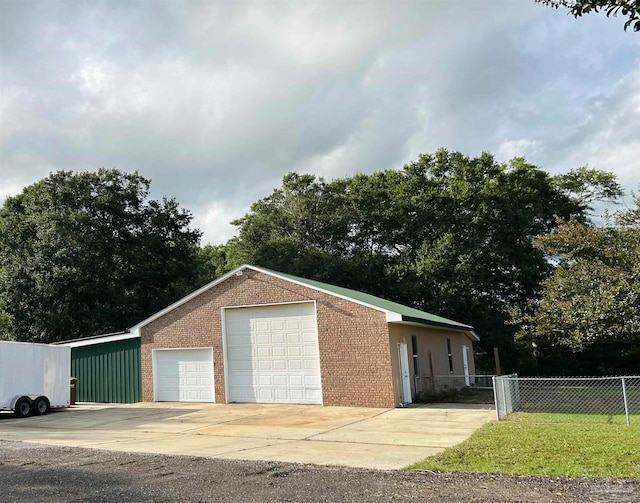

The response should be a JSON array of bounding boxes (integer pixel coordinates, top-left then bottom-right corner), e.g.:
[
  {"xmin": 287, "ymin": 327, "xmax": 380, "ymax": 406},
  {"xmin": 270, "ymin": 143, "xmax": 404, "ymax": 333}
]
[{"xmin": 130, "ymin": 264, "xmax": 478, "ymax": 340}]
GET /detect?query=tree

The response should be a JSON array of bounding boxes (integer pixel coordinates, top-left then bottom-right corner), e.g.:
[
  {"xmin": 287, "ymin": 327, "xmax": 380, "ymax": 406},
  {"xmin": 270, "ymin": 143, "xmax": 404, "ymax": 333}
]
[
  {"xmin": 196, "ymin": 242, "xmax": 243, "ymax": 287},
  {"xmin": 0, "ymin": 302, "xmax": 11, "ymax": 340},
  {"xmin": 230, "ymin": 173, "xmax": 374, "ymax": 289},
  {"xmin": 511, "ymin": 196, "xmax": 640, "ymax": 374},
  {"xmin": 227, "ymin": 150, "xmax": 622, "ymax": 371},
  {"xmin": 536, "ymin": 0, "xmax": 640, "ymax": 31},
  {"xmin": 552, "ymin": 166, "xmax": 624, "ymax": 212},
  {"xmin": 0, "ymin": 169, "xmax": 202, "ymax": 343}
]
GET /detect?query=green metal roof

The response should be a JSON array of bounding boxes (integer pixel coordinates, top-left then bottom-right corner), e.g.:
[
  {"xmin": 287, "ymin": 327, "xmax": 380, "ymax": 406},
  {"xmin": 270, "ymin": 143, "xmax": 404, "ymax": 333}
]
[{"xmin": 259, "ymin": 267, "xmax": 474, "ymax": 332}]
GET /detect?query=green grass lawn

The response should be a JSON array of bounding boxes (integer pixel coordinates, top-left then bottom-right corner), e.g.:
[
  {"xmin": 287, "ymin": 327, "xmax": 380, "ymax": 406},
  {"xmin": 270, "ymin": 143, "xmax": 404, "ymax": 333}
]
[
  {"xmin": 507, "ymin": 411, "xmax": 638, "ymax": 425},
  {"xmin": 410, "ymin": 413, "xmax": 640, "ymax": 478}
]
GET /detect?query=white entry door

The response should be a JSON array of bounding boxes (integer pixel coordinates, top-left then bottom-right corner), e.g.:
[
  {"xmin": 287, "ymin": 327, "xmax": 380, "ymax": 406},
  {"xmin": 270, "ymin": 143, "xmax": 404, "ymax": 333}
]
[
  {"xmin": 224, "ymin": 302, "xmax": 322, "ymax": 404},
  {"xmin": 154, "ymin": 348, "xmax": 214, "ymax": 402},
  {"xmin": 398, "ymin": 342, "xmax": 412, "ymax": 404}
]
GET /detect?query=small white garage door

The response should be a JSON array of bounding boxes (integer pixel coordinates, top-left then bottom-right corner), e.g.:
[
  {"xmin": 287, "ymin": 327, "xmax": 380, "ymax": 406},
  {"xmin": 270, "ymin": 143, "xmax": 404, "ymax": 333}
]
[
  {"xmin": 154, "ymin": 348, "xmax": 214, "ymax": 402},
  {"xmin": 225, "ymin": 302, "xmax": 322, "ymax": 404}
]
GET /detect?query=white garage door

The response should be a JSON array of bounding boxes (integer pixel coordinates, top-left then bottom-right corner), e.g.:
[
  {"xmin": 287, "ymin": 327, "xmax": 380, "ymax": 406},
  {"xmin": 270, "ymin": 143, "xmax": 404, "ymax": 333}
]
[
  {"xmin": 154, "ymin": 349, "xmax": 214, "ymax": 402},
  {"xmin": 225, "ymin": 302, "xmax": 322, "ymax": 404}
]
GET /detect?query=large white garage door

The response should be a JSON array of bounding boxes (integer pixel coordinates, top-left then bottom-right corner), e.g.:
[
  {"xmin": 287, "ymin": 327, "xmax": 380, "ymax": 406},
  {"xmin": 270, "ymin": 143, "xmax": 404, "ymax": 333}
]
[
  {"xmin": 154, "ymin": 349, "xmax": 214, "ymax": 402},
  {"xmin": 225, "ymin": 303, "xmax": 322, "ymax": 404}
]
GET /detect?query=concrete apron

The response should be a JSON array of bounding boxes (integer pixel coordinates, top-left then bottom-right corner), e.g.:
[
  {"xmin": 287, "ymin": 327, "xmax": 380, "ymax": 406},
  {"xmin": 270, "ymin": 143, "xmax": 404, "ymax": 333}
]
[{"xmin": 0, "ymin": 402, "xmax": 495, "ymax": 470}]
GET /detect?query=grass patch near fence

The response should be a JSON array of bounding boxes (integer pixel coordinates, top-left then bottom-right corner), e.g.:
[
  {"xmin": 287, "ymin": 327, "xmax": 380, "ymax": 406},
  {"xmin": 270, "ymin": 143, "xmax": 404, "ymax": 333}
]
[
  {"xmin": 410, "ymin": 412, "xmax": 640, "ymax": 478},
  {"xmin": 508, "ymin": 411, "xmax": 637, "ymax": 426}
]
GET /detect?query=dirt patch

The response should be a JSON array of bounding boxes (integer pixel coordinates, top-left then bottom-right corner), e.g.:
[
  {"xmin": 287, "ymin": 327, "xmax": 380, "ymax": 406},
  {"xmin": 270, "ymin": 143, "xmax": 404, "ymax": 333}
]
[{"xmin": 1, "ymin": 440, "xmax": 637, "ymax": 502}]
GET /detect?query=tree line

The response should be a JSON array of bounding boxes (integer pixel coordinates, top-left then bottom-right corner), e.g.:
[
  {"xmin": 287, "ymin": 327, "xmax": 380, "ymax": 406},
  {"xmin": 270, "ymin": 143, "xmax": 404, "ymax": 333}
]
[{"xmin": 1, "ymin": 150, "xmax": 637, "ymax": 375}]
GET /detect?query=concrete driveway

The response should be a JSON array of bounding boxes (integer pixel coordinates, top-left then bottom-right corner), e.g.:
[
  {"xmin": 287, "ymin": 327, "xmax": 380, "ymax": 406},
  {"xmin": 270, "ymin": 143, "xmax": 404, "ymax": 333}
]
[{"xmin": 0, "ymin": 402, "xmax": 494, "ymax": 469}]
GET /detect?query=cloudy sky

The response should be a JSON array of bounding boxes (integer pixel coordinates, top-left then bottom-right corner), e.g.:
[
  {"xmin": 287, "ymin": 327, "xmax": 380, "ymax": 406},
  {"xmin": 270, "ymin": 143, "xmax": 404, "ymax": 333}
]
[{"xmin": 1, "ymin": 1, "xmax": 639, "ymax": 245}]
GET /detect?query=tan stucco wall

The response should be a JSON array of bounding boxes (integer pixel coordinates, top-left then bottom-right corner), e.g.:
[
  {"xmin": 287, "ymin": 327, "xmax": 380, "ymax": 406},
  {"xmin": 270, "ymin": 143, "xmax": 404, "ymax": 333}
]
[
  {"xmin": 388, "ymin": 324, "xmax": 476, "ymax": 403},
  {"xmin": 140, "ymin": 269, "xmax": 395, "ymax": 408}
]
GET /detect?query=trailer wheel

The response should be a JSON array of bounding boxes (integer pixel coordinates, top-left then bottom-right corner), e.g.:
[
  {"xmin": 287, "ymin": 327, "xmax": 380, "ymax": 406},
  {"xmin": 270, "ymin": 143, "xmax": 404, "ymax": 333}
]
[
  {"xmin": 33, "ymin": 396, "xmax": 50, "ymax": 415},
  {"xmin": 14, "ymin": 396, "xmax": 32, "ymax": 418}
]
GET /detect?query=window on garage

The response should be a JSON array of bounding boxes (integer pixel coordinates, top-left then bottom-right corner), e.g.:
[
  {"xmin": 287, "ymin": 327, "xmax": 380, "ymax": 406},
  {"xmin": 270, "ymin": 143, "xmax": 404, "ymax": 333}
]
[{"xmin": 446, "ymin": 338, "xmax": 454, "ymax": 373}]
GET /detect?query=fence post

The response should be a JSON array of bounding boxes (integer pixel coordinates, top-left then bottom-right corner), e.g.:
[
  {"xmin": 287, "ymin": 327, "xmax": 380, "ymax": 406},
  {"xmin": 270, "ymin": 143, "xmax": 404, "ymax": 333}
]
[
  {"xmin": 500, "ymin": 377, "xmax": 509, "ymax": 417},
  {"xmin": 621, "ymin": 377, "xmax": 630, "ymax": 427},
  {"xmin": 492, "ymin": 376, "xmax": 500, "ymax": 421}
]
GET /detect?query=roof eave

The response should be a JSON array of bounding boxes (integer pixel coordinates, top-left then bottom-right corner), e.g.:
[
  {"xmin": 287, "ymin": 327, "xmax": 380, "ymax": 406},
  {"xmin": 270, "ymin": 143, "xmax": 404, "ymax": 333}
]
[
  {"xmin": 55, "ymin": 331, "xmax": 140, "ymax": 348},
  {"xmin": 387, "ymin": 313, "xmax": 480, "ymax": 342},
  {"xmin": 52, "ymin": 330, "xmax": 129, "ymax": 345},
  {"xmin": 467, "ymin": 330, "xmax": 480, "ymax": 342},
  {"xmin": 401, "ymin": 314, "xmax": 473, "ymax": 331}
]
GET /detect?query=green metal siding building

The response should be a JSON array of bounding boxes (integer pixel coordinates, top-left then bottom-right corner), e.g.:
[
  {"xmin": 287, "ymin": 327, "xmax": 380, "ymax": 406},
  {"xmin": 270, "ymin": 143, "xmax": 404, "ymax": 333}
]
[{"xmin": 70, "ymin": 335, "xmax": 142, "ymax": 403}]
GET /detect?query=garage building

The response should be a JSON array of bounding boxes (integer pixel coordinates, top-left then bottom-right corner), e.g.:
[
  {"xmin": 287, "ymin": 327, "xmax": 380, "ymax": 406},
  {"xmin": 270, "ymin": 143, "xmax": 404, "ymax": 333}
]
[
  {"xmin": 58, "ymin": 332, "xmax": 142, "ymax": 403},
  {"xmin": 133, "ymin": 265, "xmax": 478, "ymax": 408}
]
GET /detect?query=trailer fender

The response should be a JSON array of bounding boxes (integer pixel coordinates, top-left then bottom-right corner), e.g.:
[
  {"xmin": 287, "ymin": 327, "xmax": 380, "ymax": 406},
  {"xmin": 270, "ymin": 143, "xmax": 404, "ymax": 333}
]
[{"xmin": 9, "ymin": 395, "xmax": 26, "ymax": 409}]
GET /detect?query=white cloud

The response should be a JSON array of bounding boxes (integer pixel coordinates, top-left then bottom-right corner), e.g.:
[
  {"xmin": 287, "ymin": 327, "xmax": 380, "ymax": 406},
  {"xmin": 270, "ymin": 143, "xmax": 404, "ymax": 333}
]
[
  {"xmin": 516, "ymin": 63, "xmax": 640, "ymax": 192},
  {"xmin": 194, "ymin": 200, "xmax": 242, "ymax": 245},
  {"xmin": 560, "ymin": 67, "xmax": 640, "ymax": 189},
  {"xmin": 497, "ymin": 139, "xmax": 542, "ymax": 162},
  {"xmin": 1, "ymin": 0, "xmax": 639, "ymax": 240},
  {"xmin": 71, "ymin": 62, "xmax": 113, "ymax": 95}
]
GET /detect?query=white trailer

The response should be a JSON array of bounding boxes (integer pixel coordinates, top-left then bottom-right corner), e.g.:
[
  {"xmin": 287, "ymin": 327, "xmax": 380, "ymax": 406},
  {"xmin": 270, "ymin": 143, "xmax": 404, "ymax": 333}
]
[{"xmin": 0, "ymin": 341, "xmax": 71, "ymax": 417}]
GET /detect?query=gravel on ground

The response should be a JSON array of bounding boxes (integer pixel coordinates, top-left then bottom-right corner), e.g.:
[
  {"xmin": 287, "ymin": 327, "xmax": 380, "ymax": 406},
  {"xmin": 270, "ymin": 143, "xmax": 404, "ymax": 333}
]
[{"xmin": 0, "ymin": 440, "xmax": 637, "ymax": 503}]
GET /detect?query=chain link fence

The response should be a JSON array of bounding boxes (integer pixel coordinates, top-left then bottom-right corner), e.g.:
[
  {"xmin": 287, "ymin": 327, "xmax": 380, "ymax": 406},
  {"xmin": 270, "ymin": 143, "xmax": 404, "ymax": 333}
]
[
  {"xmin": 413, "ymin": 375, "xmax": 496, "ymax": 403},
  {"xmin": 493, "ymin": 375, "xmax": 640, "ymax": 426},
  {"xmin": 423, "ymin": 374, "xmax": 496, "ymax": 390}
]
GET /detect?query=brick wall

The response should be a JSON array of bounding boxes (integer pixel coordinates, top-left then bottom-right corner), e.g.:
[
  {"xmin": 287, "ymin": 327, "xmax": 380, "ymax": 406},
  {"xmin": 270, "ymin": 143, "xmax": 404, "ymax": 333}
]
[{"xmin": 140, "ymin": 269, "xmax": 395, "ymax": 408}]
